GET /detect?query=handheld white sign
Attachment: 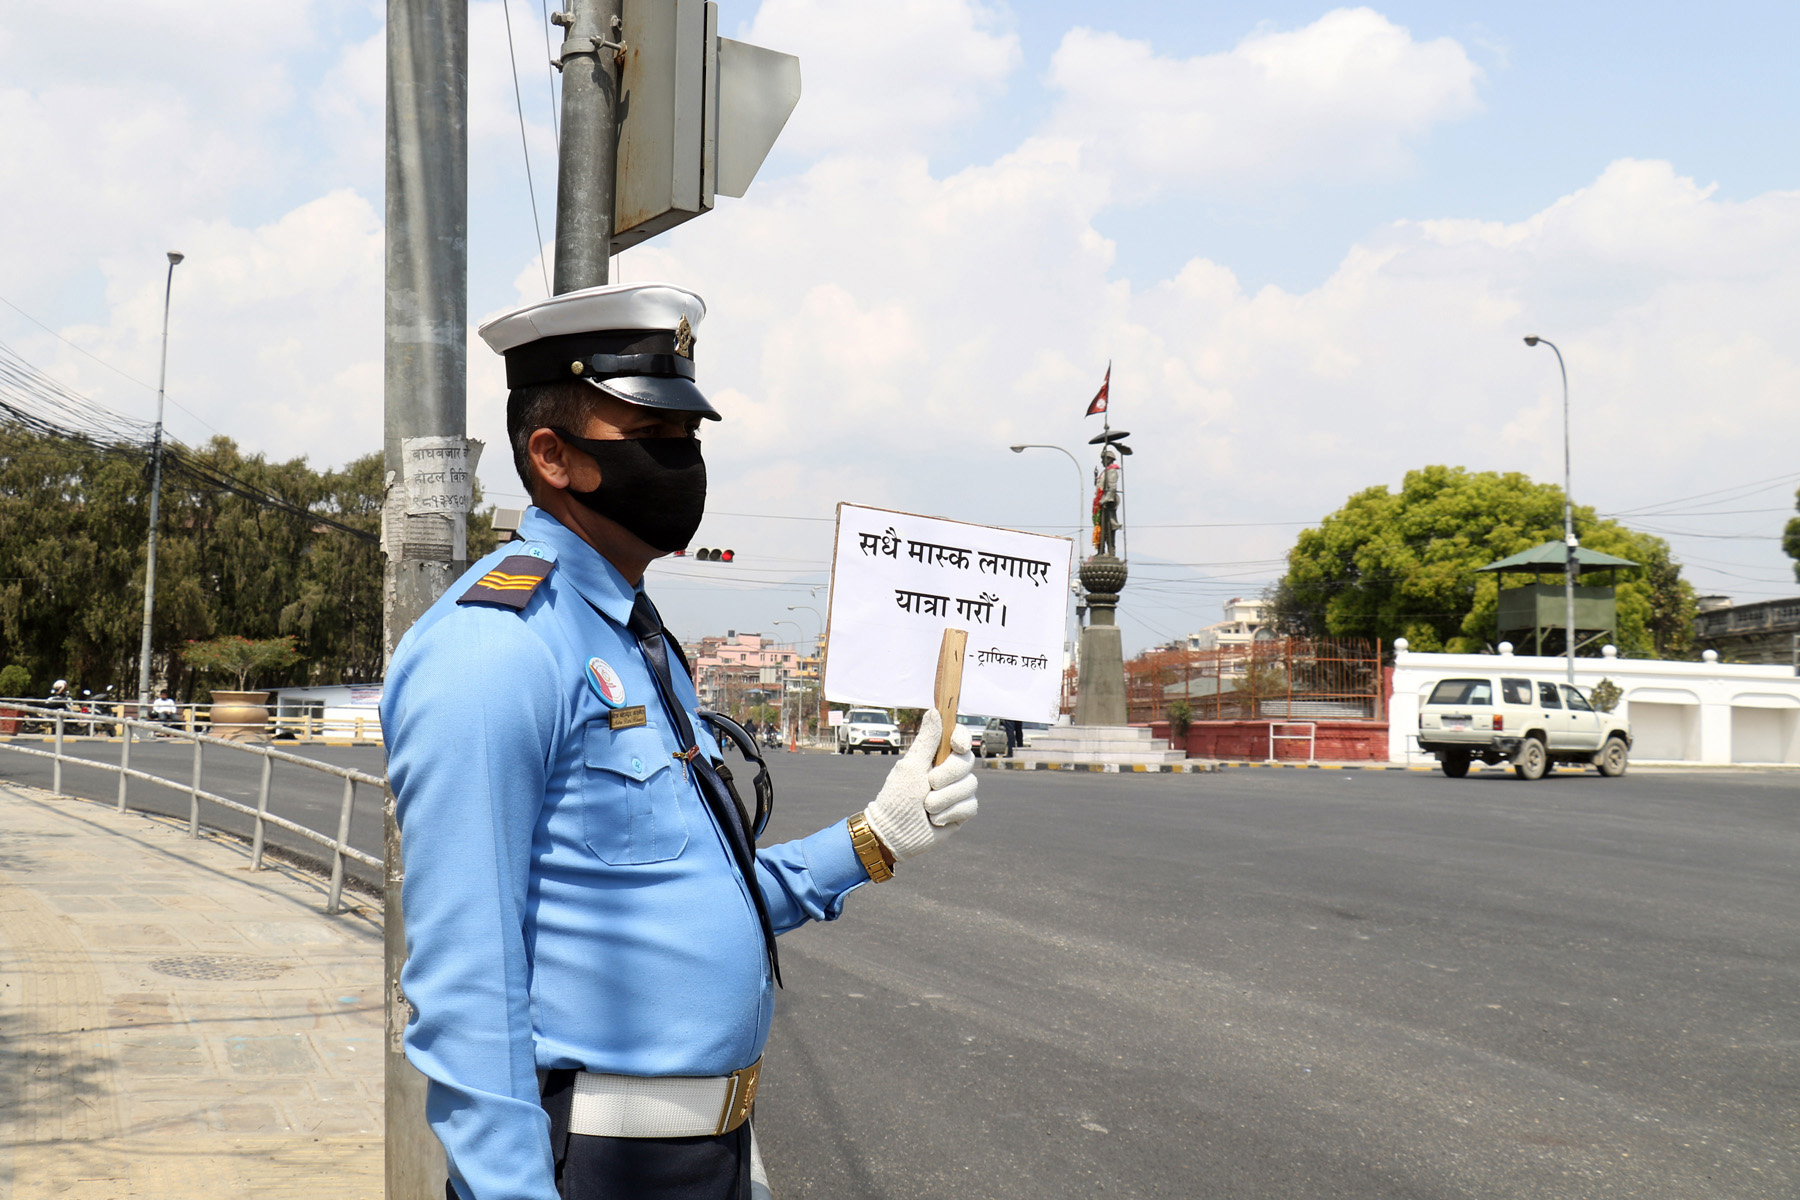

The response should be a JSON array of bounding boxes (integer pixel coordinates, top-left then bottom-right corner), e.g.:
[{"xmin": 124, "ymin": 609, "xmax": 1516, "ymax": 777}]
[{"xmin": 824, "ymin": 504, "xmax": 1073, "ymax": 723}]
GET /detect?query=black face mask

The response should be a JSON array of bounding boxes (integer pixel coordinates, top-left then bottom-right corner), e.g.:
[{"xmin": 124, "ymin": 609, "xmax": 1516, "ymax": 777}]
[{"xmin": 549, "ymin": 427, "xmax": 707, "ymax": 553}]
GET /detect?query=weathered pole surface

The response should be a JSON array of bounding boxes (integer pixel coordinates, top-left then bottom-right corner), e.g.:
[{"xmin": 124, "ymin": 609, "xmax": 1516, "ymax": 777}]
[
  {"xmin": 552, "ymin": 0, "xmax": 623, "ymax": 292},
  {"xmin": 383, "ymin": 0, "xmax": 466, "ymax": 1192},
  {"xmin": 137, "ymin": 253, "xmax": 183, "ymax": 717}
]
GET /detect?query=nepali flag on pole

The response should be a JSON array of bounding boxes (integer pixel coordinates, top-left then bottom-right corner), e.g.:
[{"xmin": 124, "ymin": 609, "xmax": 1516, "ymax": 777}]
[{"xmin": 1085, "ymin": 363, "xmax": 1110, "ymax": 417}]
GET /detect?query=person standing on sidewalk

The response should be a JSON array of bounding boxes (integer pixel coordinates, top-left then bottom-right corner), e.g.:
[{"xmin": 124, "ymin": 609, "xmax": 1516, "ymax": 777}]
[{"xmin": 382, "ymin": 283, "xmax": 980, "ymax": 1200}]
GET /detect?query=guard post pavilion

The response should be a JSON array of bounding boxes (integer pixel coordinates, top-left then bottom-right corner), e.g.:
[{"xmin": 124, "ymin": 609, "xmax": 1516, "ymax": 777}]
[{"xmin": 1477, "ymin": 542, "xmax": 1639, "ymax": 657}]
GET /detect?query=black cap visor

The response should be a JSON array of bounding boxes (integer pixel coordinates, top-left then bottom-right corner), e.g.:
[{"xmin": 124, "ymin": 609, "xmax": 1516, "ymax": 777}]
[{"xmin": 586, "ymin": 373, "xmax": 721, "ymax": 419}]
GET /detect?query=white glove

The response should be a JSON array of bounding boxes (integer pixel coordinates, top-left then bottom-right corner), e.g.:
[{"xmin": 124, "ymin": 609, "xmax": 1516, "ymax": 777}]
[{"xmin": 862, "ymin": 710, "xmax": 979, "ymax": 862}]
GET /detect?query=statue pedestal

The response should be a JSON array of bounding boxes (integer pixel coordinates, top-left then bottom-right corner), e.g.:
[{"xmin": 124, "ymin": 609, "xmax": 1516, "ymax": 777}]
[
  {"xmin": 1012, "ymin": 724, "xmax": 1187, "ymax": 767},
  {"xmin": 1073, "ymin": 555, "xmax": 1128, "ymax": 726},
  {"xmin": 1073, "ymin": 622, "xmax": 1125, "ymax": 726}
]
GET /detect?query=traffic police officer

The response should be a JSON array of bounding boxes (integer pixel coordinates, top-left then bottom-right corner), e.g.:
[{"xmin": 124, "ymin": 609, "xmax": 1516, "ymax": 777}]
[{"xmin": 382, "ymin": 282, "xmax": 979, "ymax": 1200}]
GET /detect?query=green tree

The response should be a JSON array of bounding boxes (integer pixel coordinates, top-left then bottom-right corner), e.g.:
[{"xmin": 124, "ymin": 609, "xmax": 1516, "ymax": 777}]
[
  {"xmin": 180, "ymin": 634, "xmax": 304, "ymax": 691},
  {"xmin": 0, "ymin": 427, "xmax": 500, "ymax": 697},
  {"xmin": 1272, "ymin": 465, "xmax": 1694, "ymax": 658},
  {"xmin": 0, "ymin": 430, "xmax": 149, "ymax": 688}
]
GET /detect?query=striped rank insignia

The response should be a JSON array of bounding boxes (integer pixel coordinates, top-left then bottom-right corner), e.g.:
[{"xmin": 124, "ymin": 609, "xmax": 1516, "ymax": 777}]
[{"xmin": 457, "ymin": 554, "xmax": 555, "ymax": 610}]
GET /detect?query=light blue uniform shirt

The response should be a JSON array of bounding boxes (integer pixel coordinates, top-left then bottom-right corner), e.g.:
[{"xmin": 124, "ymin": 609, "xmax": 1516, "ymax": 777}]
[{"xmin": 382, "ymin": 507, "xmax": 869, "ymax": 1200}]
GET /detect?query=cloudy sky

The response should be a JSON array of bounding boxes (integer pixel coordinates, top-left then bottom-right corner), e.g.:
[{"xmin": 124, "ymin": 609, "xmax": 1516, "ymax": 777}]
[{"xmin": 4, "ymin": 0, "xmax": 1798, "ymax": 654}]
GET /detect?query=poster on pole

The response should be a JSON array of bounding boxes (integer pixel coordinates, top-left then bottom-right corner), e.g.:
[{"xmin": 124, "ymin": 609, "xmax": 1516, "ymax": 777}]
[{"xmin": 823, "ymin": 503, "xmax": 1073, "ymax": 722}]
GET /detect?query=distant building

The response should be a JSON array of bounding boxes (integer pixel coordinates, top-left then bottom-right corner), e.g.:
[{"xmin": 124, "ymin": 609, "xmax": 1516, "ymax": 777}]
[
  {"xmin": 685, "ymin": 630, "xmax": 802, "ymax": 712},
  {"xmin": 1187, "ymin": 597, "xmax": 1269, "ymax": 653},
  {"xmin": 1694, "ymin": 596, "xmax": 1800, "ymax": 666}
]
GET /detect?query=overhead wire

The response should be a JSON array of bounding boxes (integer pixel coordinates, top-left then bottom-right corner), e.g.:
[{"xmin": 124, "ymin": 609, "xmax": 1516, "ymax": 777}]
[
  {"xmin": 0, "ymin": 339, "xmax": 376, "ymax": 543},
  {"xmin": 501, "ymin": 0, "xmax": 552, "ymax": 296},
  {"xmin": 540, "ymin": 0, "xmax": 560, "ymax": 145},
  {"xmin": 0, "ymin": 291, "xmax": 225, "ymax": 437},
  {"xmin": 0, "ymin": 339, "xmax": 154, "ymax": 445},
  {"xmin": 1603, "ymin": 471, "xmax": 1800, "ymax": 517}
]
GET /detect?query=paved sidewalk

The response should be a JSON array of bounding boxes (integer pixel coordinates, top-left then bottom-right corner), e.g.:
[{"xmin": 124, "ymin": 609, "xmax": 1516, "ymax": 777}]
[{"xmin": 0, "ymin": 782, "xmax": 382, "ymax": 1199}]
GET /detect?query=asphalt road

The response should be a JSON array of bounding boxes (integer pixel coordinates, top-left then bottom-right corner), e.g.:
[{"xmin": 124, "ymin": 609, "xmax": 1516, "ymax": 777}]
[
  {"xmin": 5, "ymin": 738, "xmax": 1794, "ymax": 1197},
  {"xmin": 754, "ymin": 757, "xmax": 1798, "ymax": 1200}
]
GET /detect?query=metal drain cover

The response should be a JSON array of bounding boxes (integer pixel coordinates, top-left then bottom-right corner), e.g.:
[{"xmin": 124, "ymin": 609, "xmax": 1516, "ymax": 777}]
[{"xmin": 149, "ymin": 954, "xmax": 291, "ymax": 982}]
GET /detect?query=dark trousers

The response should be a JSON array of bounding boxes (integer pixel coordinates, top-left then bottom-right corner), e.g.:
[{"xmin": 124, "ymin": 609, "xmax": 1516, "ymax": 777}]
[{"xmin": 444, "ymin": 1069, "xmax": 749, "ymax": 1200}]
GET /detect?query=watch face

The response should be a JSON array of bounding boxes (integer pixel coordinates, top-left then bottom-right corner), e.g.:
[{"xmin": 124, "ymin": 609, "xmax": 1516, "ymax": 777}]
[{"xmin": 585, "ymin": 657, "xmax": 627, "ymax": 708}]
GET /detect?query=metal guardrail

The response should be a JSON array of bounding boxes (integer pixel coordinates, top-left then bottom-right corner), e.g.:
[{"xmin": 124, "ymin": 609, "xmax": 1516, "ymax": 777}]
[
  {"xmin": 1267, "ymin": 721, "xmax": 1318, "ymax": 763},
  {"xmin": 0, "ymin": 700, "xmax": 384, "ymax": 915},
  {"xmin": 0, "ymin": 696, "xmax": 383, "ymax": 744}
]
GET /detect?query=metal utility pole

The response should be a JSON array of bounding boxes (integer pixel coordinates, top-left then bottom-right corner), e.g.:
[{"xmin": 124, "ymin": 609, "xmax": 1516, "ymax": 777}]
[
  {"xmin": 1525, "ymin": 336, "xmax": 1576, "ymax": 686},
  {"xmin": 137, "ymin": 251, "xmax": 183, "ymax": 719},
  {"xmin": 384, "ymin": 0, "xmax": 466, "ymax": 1193},
  {"xmin": 552, "ymin": 0, "xmax": 624, "ymax": 292}
]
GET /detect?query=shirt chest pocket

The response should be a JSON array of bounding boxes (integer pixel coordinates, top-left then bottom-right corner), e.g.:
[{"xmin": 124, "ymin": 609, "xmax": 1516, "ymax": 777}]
[{"xmin": 581, "ymin": 724, "xmax": 690, "ymax": 865}]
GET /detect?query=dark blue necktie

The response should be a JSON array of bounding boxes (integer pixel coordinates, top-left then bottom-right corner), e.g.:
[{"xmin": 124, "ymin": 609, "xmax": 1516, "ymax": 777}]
[{"xmin": 628, "ymin": 592, "xmax": 781, "ymax": 985}]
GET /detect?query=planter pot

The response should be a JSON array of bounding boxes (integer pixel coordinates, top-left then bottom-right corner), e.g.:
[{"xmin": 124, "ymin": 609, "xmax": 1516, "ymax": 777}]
[{"xmin": 208, "ymin": 690, "xmax": 272, "ymax": 743}]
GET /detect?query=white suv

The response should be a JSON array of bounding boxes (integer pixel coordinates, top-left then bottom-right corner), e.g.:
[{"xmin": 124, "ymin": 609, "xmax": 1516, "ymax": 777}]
[
  {"xmin": 1417, "ymin": 676, "xmax": 1631, "ymax": 780},
  {"xmin": 837, "ymin": 708, "xmax": 902, "ymax": 755}
]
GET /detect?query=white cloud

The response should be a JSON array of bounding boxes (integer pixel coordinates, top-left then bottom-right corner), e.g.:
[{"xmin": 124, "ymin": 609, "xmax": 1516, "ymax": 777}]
[
  {"xmin": 623, "ymin": 151, "xmax": 1800, "ymax": 643},
  {"xmin": 741, "ymin": 0, "xmax": 1020, "ymax": 154},
  {"xmin": 40, "ymin": 191, "xmax": 385, "ymax": 461},
  {"xmin": 1046, "ymin": 8, "xmax": 1482, "ymax": 196}
]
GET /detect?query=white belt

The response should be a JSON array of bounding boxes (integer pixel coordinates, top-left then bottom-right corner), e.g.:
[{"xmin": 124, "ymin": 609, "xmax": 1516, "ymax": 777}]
[{"xmin": 566, "ymin": 1059, "xmax": 761, "ymax": 1139}]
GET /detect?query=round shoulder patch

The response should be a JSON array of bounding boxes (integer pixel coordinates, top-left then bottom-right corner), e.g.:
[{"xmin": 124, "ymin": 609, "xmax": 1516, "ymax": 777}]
[{"xmin": 585, "ymin": 657, "xmax": 627, "ymax": 708}]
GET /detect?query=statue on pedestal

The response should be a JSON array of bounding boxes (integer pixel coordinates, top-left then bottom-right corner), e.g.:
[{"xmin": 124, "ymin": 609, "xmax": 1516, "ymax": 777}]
[{"xmin": 1075, "ymin": 427, "xmax": 1131, "ymax": 726}]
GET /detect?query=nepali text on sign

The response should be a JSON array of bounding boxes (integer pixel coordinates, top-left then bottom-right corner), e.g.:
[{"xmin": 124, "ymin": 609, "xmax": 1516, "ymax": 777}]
[{"xmin": 824, "ymin": 504, "xmax": 1073, "ymax": 722}]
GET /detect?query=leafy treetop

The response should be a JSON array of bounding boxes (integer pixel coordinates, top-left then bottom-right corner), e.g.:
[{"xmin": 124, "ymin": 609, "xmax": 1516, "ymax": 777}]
[
  {"xmin": 179, "ymin": 635, "xmax": 304, "ymax": 692},
  {"xmin": 1270, "ymin": 465, "xmax": 1696, "ymax": 658}
]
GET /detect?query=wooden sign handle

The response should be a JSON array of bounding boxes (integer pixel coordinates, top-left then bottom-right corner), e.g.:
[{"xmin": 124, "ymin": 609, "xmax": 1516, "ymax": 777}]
[{"xmin": 933, "ymin": 628, "xmax": 968, "ymax": 767}]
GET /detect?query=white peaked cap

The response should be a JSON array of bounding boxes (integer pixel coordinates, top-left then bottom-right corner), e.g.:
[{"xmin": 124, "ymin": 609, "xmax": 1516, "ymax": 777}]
[
  {"xmin": 479, "ymin": 282, "xmax": 717, "ymax": 417},
  {"xmin": 478, "ymin": 282, "xmax": 706, "ymax": 355}
]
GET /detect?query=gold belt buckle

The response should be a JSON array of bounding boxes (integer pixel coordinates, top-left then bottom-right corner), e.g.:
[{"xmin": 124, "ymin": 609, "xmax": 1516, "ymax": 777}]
[{"xmin": 714, "ymin": 1058, "xmax": 761, "ymax": 1135}]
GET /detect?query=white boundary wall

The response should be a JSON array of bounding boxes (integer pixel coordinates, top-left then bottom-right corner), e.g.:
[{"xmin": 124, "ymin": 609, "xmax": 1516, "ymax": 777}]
[{"xmin": 1389, "ymin": 646, "xmax": 1800, "ymax": 766}]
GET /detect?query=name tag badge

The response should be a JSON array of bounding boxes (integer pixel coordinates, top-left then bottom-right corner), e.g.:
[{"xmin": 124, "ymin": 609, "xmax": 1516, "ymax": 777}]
[{"xmin": 608, "ymin": 705, "xmax": 648, "ymax": 731}]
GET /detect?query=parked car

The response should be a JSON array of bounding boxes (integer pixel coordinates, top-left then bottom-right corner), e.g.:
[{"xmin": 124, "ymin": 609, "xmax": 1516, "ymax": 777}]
[
  {"xmin": 836, "ymin": 708, "xmax": 902, "ymax": 755},
  {"xmin": 1417, "ymin": 675, "xmax": 1631, "ymax": 780},
  {"xmin": 977, "ymin": 717, "xmax": 1051, "ymax": 757},
  {"xmin": 955, "ymin": 713, "xmax": 990, "ymax": 756}
]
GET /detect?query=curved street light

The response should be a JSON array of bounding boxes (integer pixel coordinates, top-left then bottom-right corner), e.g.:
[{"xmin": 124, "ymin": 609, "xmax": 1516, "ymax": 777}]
[
  {"xmin": 1524, "ymin": 335, "xmax": 1576, "ymax": 687},
  {"xmin": 1009, "ymin": 443, "xmax": 1086, "ymax": 549},
  {"xmin": 771, "ymin": 619, "xmax": 809, "ymax": 746},
  {"xmin": 785, "ymin": 604, "xmax": 823, "ymax": 641}
]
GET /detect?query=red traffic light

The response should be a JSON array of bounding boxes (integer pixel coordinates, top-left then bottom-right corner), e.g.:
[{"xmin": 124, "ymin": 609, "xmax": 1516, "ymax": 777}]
[
  {"xmin": 691, "ymin": 548, "xmax": 736, "ymax": 563},
  {"xmin": 720, "ymin": 549, "xmax": 735, "ymax": 563}
]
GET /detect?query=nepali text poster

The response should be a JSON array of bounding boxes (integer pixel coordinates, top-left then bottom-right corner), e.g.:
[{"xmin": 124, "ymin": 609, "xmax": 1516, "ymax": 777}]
[{"xmin": 823, "ymin": 504, "xmax": 1073, "ymax": 722}]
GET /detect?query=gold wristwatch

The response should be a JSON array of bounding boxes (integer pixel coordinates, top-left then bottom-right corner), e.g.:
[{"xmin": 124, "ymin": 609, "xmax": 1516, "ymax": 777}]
[{"xmin": 847, "ymin": 812, "xmax": 895, "ymax": 883}]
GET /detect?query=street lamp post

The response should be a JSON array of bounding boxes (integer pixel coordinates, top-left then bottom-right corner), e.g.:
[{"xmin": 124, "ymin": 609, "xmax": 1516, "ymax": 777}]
[
  {"xmin": 138, "ymin": 251, "xmax": 185, "ymax": 718},
  {"xmin": 771, "ymin": 619, "xmax": 806, "ymax": 743},
  {"xmin": 785, "ymin": 604, "xmax": 822, "ymax": 650},
  {"xmin": 1010, "ymin": 443, "xmax": 1087, "ymax": 656},
  {"xmin": 784, "ymin": 608, "xmax": 823, "ymax": 747},
  {"xmin": 1009, "ymin": 443, "xmax": 1086, "ymax": 549},
  {"xmin": 1524, "ymin": 336, "xmax": 1576, "ymax": 687}
]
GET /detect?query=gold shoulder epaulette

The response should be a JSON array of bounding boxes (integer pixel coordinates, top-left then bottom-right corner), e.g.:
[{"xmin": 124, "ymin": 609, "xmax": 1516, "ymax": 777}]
[{"xmin": 458, "ymin": 554, "xmax": 555, "ymax": 610}]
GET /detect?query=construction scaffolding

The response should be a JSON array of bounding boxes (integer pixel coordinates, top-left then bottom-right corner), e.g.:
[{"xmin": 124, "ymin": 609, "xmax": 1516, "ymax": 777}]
[{"xmin": 1120, "ymin": 637, "xmax": 1383, "ymax": 725}]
